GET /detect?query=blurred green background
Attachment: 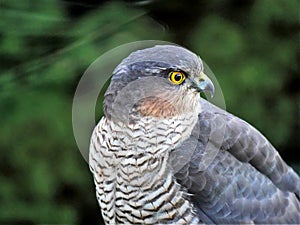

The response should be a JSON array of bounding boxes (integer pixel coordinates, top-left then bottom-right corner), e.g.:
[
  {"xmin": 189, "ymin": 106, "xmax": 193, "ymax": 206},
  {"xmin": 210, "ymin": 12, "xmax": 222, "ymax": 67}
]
[{"xmin": 0, "ymin": 0, "xmax": 299, "ymax": 224}]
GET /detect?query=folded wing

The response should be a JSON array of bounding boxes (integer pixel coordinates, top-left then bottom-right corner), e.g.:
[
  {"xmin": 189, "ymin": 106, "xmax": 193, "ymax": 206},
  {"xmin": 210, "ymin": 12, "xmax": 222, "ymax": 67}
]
[{"xmin": 172, "ymin": 99, "xmax": 300, "ymax": 224}]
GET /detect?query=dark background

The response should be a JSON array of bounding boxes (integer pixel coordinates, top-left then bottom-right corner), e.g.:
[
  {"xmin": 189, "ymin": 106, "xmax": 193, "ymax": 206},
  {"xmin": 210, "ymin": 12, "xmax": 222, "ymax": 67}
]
[{"xmin": 0, "ymin": 0, "xmax": 299, "ymax": 224}]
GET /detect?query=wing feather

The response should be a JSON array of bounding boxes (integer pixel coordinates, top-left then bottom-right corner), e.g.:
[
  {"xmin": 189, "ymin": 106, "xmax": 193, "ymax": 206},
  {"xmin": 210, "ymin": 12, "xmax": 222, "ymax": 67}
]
[{"xmin": 172, "ymin": 99, "xmax": 300, "ymax": 224}]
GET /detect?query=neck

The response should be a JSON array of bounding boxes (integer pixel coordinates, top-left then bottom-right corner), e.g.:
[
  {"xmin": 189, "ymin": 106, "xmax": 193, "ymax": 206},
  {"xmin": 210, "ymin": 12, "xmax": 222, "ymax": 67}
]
[{"xmin": 112, "ymin": 111, "xmax": 199, "ymax": 156}]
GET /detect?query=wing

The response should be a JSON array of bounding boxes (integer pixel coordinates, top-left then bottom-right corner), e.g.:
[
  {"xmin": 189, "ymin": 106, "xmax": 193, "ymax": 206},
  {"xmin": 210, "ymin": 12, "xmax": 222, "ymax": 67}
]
[{"xmin": 171, "ymin": 99, "xmax": 300, "ymax": 224}]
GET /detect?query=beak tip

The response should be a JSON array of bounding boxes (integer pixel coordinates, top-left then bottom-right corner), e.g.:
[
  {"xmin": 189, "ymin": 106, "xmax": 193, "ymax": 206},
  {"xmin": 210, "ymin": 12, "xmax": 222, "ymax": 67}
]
[{"xmin": 208, "ymin": 83, "xmax": 215, "ymax": 98}]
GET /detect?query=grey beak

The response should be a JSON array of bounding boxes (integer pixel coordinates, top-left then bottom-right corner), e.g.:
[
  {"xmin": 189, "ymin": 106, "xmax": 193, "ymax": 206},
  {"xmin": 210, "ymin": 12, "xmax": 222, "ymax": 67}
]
[{"xmin": 195, "ymin": 71, "xmax": 215, "ymax": 97}]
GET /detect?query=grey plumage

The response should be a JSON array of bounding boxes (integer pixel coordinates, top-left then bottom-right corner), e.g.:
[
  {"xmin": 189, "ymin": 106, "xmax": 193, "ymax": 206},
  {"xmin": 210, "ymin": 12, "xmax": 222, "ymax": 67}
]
[
  {"xmin": 89, "ymin": 45, "xmax": 300, "ymax": 224},
  {"xmin": 172, "ymin": 99, "xmax": 300, "ymax": 224}
]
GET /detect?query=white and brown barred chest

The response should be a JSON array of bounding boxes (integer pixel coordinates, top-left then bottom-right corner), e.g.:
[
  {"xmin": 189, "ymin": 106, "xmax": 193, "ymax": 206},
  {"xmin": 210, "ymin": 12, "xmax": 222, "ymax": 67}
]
[{"xmin": 89, "ymin": 112, "xmax": 201, "ymax": 224}]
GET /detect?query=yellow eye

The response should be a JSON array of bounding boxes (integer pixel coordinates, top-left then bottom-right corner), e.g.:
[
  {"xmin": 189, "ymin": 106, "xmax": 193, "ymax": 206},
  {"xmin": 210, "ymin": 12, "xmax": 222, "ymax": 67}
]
[{"xmin": 168, "ymin": 71, "xmax": 185, "ymax": 85}]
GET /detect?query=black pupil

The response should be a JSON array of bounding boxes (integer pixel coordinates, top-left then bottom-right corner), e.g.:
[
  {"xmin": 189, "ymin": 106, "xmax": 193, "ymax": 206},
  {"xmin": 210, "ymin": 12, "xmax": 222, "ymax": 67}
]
[{"xmin": 174, "ymin": 73, "xmax": 182, "ymax": 81}]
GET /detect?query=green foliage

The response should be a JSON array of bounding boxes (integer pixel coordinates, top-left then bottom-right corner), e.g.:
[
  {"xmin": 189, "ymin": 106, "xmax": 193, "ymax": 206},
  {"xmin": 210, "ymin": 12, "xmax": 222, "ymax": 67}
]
[{"xmin": 0, "ymin": 0, "xmax": 299, "ymax": 224}]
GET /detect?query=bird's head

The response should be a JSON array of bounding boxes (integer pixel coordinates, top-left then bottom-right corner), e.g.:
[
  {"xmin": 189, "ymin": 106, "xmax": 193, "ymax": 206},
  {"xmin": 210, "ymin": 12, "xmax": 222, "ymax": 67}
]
[{"xmin": 104, "ymin": 45, "xmax": 214, "ymax": 123}]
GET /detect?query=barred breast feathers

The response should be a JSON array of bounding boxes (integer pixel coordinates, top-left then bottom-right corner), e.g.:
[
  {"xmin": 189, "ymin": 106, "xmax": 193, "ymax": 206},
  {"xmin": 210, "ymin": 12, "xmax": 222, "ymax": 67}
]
[{"xmin": 89, "ymin": 108, "xmax": 202, "ymax": 224}]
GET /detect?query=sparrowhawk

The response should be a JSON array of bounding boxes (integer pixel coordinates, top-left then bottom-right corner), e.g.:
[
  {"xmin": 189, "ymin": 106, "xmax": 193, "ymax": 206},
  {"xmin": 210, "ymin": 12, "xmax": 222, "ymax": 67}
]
[{"xmin": 89, "ymin": 45, "xmax": 300, "ymax": 224}]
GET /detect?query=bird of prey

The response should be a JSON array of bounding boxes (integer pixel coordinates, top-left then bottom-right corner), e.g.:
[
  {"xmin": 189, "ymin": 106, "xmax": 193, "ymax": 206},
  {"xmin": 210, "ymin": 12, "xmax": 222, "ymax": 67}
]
[{"xmin": 89, "ymin": 45, "xmax": 300, "ymax": 224}]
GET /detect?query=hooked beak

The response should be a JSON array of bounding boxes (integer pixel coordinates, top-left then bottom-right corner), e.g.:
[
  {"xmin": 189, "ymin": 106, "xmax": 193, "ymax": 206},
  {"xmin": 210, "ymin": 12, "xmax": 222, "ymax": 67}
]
[{"xmin": 192, "ymin": 71, "xmax": 215, "ymax": 97}]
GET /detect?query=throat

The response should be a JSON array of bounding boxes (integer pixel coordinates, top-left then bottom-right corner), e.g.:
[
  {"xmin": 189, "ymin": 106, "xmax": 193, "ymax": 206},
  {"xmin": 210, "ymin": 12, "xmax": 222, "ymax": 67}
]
[{"xmin": 111, "ymin": 111, "xmax": 199, "ymax": 157}]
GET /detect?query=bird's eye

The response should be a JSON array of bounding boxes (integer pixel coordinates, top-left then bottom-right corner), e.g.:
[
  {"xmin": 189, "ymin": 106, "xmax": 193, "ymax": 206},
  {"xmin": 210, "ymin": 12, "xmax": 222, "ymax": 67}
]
[{"xmin": 168, "ymin": 71, "xmax": 185, "ymax": 85}]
